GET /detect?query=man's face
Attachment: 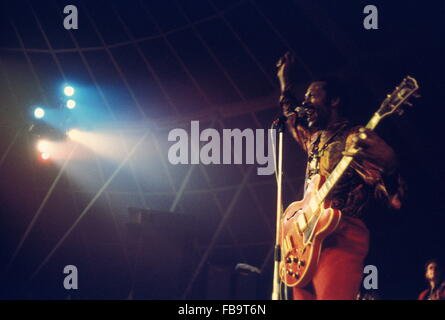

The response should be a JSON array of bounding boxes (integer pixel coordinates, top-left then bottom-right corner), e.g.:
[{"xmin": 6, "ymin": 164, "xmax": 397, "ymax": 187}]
[
  {"xmin": 426, "ymin": 262, "xmax": 438, "ymax": 281},
  {"xmin": 302, "ymin": 81, "xmax": 332, "ymax": 129}
]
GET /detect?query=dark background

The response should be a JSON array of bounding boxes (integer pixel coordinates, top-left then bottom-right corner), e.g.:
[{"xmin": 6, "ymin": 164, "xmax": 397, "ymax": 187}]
[{"xmin": 0, "ymin": 0, "xmax": 444, "ymax": 299}]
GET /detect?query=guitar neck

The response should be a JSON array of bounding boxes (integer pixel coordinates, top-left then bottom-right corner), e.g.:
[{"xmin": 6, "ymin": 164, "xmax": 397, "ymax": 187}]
[{"xmin": 308, "ymin": 113, "xmax": 382, "ymax": 212}]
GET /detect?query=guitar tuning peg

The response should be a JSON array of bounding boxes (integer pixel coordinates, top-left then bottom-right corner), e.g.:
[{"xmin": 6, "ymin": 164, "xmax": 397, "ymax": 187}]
[
  {"xmin": 403, "ymin": 101, "xmax": 413, "ymax": 107},
  {"xmin": 413, "ymin": 93, "xmax": 421, "ymax": 98},
  {"xmin": 397, "ymin": 109, "xmax": 405, "ymax": 116}
]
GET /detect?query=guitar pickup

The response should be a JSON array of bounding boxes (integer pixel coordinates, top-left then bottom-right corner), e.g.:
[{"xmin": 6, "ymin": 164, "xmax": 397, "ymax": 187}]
[
  {"xmin": 283, "ymin": 236, "xmax": 291, "ymax": 253},
  {"xmin": 296, "ymin": 213, "xmax": 307, "ymax": 231}
]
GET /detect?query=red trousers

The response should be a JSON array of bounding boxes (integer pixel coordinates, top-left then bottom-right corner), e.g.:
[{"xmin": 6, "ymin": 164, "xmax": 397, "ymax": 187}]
[{"xmin": 292, "ymin": 216, "xmax": 369, "ymax": 300}]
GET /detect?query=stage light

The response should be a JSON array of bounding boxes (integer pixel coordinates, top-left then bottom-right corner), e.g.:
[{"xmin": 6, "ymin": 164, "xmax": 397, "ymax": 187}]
[
  {"xmin": 66, "ymin": 99, "xmax": 76, "ymax": 109},
  {"xmin": 64, "ymin": 86, "xmax": 75, "ymax": 97},
  {"xmin": 34, "ymin": 107, "xmax": 45, "ymax": 119},
  {"xmin": 67, "ymin": 129, "xmax": 81, "ymax": 140},
  {"xmin": 41, "ymin": 152, "xmax": 51, "ymax": 160},
  {"xmin": 37, "ymin": 140, "xmax": 49, "ymax": 153}
]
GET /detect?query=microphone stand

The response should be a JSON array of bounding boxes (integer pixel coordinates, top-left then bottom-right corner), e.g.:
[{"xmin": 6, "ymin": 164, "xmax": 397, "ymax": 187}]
[{"xmin": 271, "ymin": 115, "xmax": 287, "ymax": 300}]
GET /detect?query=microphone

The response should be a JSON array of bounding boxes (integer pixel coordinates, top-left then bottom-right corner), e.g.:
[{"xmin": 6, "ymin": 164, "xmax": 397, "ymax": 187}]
[
  {"xmin": 283, "ymin": 102, "xmax": 313, "ymax": 119},
  {"xmin": 273, "ymin": 102, "xmax": 313, "ymax": 129}
]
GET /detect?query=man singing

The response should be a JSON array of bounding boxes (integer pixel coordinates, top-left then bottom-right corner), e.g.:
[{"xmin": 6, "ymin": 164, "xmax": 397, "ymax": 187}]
[{"xmin": 276, "ymin": 52, "xmax": 404, "ymax": 300}]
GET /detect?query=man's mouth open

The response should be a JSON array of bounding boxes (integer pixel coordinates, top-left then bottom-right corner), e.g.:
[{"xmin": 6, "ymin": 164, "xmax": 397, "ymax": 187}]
[{"xmin": 306, "ymin": 109, "xmax": 317, "ymax": 125}]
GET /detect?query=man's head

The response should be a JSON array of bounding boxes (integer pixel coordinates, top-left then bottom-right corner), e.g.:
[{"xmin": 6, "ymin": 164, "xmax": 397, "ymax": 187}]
[
  {"xmin": 303, "ymin": 79, "xmax": 343, "ymax": 128},
  {"xmin": 425, "ymin": 260, "xmax": 442, "ymax": 283},
  {"xmin": 277, "ymin": 52, "xmax": 348, "ymax": 128}
]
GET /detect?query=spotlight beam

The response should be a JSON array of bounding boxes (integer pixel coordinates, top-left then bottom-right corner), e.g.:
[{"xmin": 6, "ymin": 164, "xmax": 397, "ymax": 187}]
[
  {"xmin": 0, "ymin": 127, "xmax": 23, "ymax": 170},
  {"xmin": 31, "ymin": 130, "xmax": 150, "ymax": 279},
  {"xmin": 5, "ymin": 143, "xmax": 79, "ymax": 273}
]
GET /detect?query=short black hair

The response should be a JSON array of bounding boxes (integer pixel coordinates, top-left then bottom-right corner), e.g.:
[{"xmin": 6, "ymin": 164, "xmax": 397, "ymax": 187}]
[
  {"xmin": 312, "ymin": 76, "xmax": 350, "ymax": 113},
  {"xmin": 424, "ymin": 259, "xmax": 441, "ymax": 271}
]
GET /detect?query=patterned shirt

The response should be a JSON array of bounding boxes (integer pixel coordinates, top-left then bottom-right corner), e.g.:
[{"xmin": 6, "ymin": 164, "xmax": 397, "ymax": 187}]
[
  {"xmin": 289, "ymin": 118, "xmax": 404, "ymax": 218},
  {"xmin": 418, "ymin": 282, "xmax": 445, "ymax": 300}
]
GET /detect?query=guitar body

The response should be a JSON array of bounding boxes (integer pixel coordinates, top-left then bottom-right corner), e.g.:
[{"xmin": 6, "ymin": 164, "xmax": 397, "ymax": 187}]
[{"xmin": 280, "ymin": 174, "xmax": 342, "ymax": 287}]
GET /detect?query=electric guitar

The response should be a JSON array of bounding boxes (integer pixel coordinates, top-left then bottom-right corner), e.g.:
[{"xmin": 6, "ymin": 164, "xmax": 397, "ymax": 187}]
[{"xmin": 280, "ymin": 76, "xmax": 419, "ymax": 288}]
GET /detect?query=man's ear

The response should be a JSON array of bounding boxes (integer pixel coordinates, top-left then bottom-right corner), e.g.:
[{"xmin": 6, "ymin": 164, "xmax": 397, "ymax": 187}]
[{"xmin": 331, "ymin": 97, "xmax": 340, "ymax": 108}]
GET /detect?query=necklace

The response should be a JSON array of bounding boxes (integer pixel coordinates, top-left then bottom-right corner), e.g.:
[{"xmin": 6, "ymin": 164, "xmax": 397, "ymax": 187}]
[{"xmin": 305, "ymin": 122, "xmax": 349, "ymax": 184}]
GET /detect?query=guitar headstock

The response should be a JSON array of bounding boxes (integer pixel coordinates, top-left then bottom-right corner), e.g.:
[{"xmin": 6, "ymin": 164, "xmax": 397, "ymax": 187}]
[{"xmin": 377, "ymin": 76, "xmax": 420, "ymax": 119}]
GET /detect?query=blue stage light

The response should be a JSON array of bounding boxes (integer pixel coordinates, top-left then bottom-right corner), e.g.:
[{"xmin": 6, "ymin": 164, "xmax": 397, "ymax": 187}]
[
  {"xmin": 66, "ymin": 99, "xmax": 76, "ymax": 109},
  {"xmin": 34, "ymin": 107, "xmax": 45, "ymax": 119},
  {"xmin": 64, "ymin": 86, "xmax": 75, "ymax": 97}
]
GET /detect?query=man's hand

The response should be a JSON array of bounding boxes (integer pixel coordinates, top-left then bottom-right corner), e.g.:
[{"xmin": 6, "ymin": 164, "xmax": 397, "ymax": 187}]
[
  {"xmin": 344, "ymin": 127, "xmax": 398, "ymax": 175},
  {"xmin": 277, "ymin": 51, "xmax": 297, "ymax": 92},
  {"xmin": 277, "ymin": 51, "xmax": 299, "ymax": 117}
]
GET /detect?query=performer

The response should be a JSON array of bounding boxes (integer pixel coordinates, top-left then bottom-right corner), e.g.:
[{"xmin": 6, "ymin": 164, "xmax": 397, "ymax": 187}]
[
  {"xmin": 276, "ymin": 52, "xmax": 405, "ymax": 300},
  {"xmin": 418, "ymin": 260, "xmax": 445, "ymax": 300}
]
